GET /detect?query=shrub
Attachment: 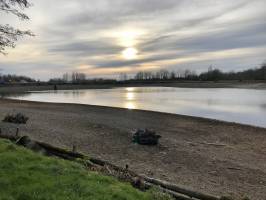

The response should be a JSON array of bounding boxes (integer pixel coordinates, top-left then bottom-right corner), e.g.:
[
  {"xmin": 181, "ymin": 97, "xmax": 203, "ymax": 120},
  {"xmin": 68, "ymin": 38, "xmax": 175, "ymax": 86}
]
[{"xmin": 3, "ymin": 113, "xmax": 29, "ymax": 124}]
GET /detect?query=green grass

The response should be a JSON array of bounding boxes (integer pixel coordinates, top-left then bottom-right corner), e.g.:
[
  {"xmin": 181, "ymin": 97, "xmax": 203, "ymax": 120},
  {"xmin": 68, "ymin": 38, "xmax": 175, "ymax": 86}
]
[{"xmin": 0, "ymin": 139, "xmax": 171, "ymax": 200}]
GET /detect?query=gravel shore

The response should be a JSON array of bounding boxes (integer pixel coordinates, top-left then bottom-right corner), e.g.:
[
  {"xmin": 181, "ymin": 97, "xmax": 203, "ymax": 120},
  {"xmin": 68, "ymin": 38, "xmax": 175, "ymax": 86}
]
[{"xmin": 0, "ymin": 99, "xmax": 265, "ymax": 199}]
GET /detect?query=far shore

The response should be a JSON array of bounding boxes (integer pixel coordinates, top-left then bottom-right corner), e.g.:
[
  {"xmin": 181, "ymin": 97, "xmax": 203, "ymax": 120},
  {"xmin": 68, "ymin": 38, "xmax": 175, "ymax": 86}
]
[
  {"xmin": 0, "ymin": 80, "xmax": 266, "ymax": 94},
  {"xmin": 0, "ymin": 98, "xmax": 265, "ymax": 199}
]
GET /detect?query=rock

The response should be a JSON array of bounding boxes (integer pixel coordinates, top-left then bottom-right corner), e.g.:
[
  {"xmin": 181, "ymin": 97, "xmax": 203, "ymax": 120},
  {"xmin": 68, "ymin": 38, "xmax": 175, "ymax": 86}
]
[{"xmin": 131, "ymin": 177, "xmax": 146, "ymax": 190}]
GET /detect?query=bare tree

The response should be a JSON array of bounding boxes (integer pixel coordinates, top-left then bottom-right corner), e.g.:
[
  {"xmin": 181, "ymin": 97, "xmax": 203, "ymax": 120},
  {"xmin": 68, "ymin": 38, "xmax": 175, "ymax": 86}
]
[
  {"xmin": 119, "ymin": 73, "xmax": 128, "ymax": 81},
  {"xmin": 62, "ymin": 73, "xmax": 71, "ymax": 83},
  {"xmin": 0, "ymin": 0, "xmax": 33, "ymax": 54},
  {"xmin": 143, "ymin": 71, "xmax": 152, "ymax": 80},
  {"xmin": 135, "ymin": 71, "xmax": 144, "ymax": 80},
  {"xmin": 170, "ymin": 71, "xmax": 176, "ymax": 79},
  {"xmin": 158, "ymin": 69, "xmax": 169, "ymax": 80},
  {"xmin": 71, "ymin": 72, "xmax": 86, "ymax": 83}
]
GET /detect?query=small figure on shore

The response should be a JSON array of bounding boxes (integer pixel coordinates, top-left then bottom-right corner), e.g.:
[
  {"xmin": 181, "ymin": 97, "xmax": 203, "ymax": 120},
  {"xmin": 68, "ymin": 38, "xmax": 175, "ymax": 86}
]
[{"xmin": 54, "ymin": 84, "xmax": 57, "ymax": 90}]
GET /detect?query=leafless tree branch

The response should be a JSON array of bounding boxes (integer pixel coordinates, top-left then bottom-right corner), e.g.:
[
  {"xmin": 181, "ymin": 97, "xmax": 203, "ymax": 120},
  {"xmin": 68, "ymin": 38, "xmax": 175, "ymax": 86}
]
[{"xmin": 0, "ymin": 0, "xmax": 33, "ymax": 54}]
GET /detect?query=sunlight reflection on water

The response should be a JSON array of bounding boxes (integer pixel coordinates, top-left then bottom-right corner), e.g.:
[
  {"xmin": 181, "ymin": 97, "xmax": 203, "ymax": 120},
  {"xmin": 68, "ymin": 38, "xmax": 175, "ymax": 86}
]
[{"xmin": 8, "ymin": 87, "xmax": 266, "ymax": 128}]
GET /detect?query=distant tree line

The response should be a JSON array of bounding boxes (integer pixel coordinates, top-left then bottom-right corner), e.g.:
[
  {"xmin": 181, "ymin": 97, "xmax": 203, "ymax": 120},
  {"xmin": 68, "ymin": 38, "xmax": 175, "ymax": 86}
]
[
  {"xmin": 49, "ymin": 72, "xmax": 87, "ymax": 84},
  {"xmin": 49, "ymin": 63, "xmax": 266, "ymax": 85},
  {"xmin": 127, "ymin": 63, "xmax": 266, "ymax": 82},
  {"xmin": 132, "ymin": 69, "xmax": 197, "ymax": 81},
  {"xmin": 0, "ymin": 73, "xmax": 36, "ymax": 84},
  {"xmin": 199, "ymin": 64, "xmax": 266, "ymax": 81},
  {"xmin": 62, "ymin": 72, "xmax": 86, "ymax": 83},
  {"xmin": 49, "ymin": 72, "xmax": 116, "ymax": 84}
]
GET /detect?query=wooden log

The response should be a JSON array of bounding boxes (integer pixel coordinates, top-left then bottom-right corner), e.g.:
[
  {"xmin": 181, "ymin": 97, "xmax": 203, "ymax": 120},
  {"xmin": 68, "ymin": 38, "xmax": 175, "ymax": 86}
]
[
  {"xmin": 15, "ymin": 136, "xmax": 48, "ymax": 155},
  {"xmin": 158, "ymin": 188, "xmax": 194, "ymax": 200},
  {"xmin": 0, "ymin": 134, "xmax": 18, "ymax": 141},
  {"xmin": 36, "ymin": 141, "xmax": 85, "ymax": 160},
  {"xmin": 89, "ymin": 157, "xmax": 106, "ymax": 166},
  {"xmin": 143, "ymin": 176, "xmax": 220, "ymax": 200},
  {"xmin": 144, "ymin": 182, "xmax": 193, "ymax": 200}
]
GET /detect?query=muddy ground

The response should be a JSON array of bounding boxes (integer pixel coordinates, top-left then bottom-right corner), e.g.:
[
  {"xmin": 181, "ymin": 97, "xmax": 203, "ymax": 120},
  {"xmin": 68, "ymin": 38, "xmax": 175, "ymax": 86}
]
[{"xmin": 0, "ymin": 99, "xmax": 265, "ymax": 199}]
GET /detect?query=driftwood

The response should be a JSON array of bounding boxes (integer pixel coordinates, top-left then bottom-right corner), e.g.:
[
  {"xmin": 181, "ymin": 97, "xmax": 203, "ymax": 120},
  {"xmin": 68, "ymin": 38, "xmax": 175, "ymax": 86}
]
[
  {"xmin": 0, "ymin": 134, "xmax": 225, "ymax": 200},
  {"xmin": 144, "ymin": 181, "xmax": 194, "ymax": 200},
  {"xmin": 227, "ymin": 167, "xmax": 241, "ymax": 171},
  {"xmin": 199, "ymin": 142, "xmax": 227, "ymax": 147},
  {"xmin": 187, "ymin": 142, "xmax": 227, "ymax": 147},
  {"xmin": 16, "ymin": 136, "xmax": 47, "ymax": 154},
  {"xmin": 0, "ymin": 133, "xmax": 18, "ymax": 141},
  {"xmin": 132, "ymin": 129, "xmax": 161, "ymax": 145},
  {"xmin": 37, "ymin": 141, "xmax": 85, "ymax": 160},
  {"xmin": 158, "ymin": 188, "xmax": 194, "ymax": 200},
  {"xmin": 143, "ymin": 176, "xmax": 220, "ymax": 200}
]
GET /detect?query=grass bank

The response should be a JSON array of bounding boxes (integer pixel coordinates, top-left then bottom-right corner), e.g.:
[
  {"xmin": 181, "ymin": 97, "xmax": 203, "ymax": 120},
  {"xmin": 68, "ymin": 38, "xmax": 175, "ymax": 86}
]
[{"xmin": 0, "ymin": 139, "xmax": 169, "ymax": 200}]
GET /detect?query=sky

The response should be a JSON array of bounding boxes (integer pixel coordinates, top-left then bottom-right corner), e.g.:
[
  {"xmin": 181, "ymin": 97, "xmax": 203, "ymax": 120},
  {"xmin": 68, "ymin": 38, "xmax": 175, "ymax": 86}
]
[{"xmin": 0, "ymin": 0, "xmax": 266, "ymax": 80}]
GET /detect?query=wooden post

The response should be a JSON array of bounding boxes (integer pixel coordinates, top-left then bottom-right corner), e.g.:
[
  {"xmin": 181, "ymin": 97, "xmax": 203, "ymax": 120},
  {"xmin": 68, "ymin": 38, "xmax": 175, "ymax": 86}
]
[
  {"xmin": 72, "ymin": 145, "xmax": 77, "ymax": 153},
  {"xmin": 0, "ymin": 128, "xmax": 2, "ymax": 135},
  {"xmin": 16, "ymin": 127, "xmax": 19, "ymax": 137}
]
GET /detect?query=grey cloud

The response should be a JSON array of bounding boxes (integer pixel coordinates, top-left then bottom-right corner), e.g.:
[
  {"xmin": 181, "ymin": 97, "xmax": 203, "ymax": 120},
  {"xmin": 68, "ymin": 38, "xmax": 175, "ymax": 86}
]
[
  {"xmin": 0, "ymin": 61, "xmax": 69, "ymax": 80},
  {"xmin": 90, "ymin": 49, "xmax": 210, "ymax": 69},
  {"xmin": 166, "ymin": 51, "xmax": 266, "ymax": 73},
  {"xmin": 49, "ymin": 40, "xmax": 122, "ymax": 56},
  {"xmin": 59, "ymin": 0, "xmax": 183, "ymax": 28},
  {"xmin": 94, "ymin": 53, "xmax": 181, "ymax": 68},
  {"xmin": 141, "ymin": 22, "xmax": 266, "ymax": 53}
]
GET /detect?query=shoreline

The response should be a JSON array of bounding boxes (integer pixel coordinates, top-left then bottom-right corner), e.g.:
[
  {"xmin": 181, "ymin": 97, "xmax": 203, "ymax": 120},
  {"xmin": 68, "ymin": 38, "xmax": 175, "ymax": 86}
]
[
  {"xmin": 1, "ymin": 81, "xmax": 266, "ymax": 94},
  {"xmin": 3, "ymin": 98, "xmax": 266, "ymax": 130},
  {"xmin": 0, "ymin": 98, "xmax": 265, "ymax": 199}
]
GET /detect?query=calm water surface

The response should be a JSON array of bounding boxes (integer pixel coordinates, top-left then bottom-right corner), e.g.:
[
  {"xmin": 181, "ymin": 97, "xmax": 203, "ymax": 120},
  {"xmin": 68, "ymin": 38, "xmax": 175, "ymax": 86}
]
[{"xmin": 9, "ymin": 87, "xmax": 266, "ymax": 128}]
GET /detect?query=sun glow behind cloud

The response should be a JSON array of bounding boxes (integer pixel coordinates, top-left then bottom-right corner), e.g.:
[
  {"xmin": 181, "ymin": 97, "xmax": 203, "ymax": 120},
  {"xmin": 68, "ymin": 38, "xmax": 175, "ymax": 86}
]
[
  {"xmin": 113, "ymin": 29, "xmax": 146, "ymax": 48},
  {"xmin": 122, "ymin": 47, "xmax": 138, "ymax": 60},
  {"xmin": 112, "ymin": 29, "xmax": 144, "ymax": 60}
]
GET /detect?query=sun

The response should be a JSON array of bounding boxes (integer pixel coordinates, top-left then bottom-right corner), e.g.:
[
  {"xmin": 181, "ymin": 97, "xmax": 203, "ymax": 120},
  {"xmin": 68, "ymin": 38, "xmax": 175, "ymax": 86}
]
[{"xmin": 122, "ymin": 47, "xmax": 138, "ymax": 60}]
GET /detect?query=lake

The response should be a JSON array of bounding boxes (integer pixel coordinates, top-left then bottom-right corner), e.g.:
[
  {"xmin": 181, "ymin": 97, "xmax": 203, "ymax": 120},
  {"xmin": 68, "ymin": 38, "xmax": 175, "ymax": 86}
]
[{"xmin": 8, "ymin": 87, "xmax": 266, "ymax": 128}]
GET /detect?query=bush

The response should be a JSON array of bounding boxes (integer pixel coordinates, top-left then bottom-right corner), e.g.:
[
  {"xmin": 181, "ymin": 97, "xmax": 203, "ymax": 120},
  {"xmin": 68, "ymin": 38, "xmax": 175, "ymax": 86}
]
[{"xmin": 3, "ymin": 113, "xmax": 29, "ymax": 124}]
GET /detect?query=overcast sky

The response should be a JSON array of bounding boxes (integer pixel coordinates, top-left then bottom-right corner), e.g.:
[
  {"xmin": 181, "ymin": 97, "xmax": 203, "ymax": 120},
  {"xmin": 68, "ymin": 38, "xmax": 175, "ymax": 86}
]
[{"xmin": 0, "ymin": 0, "xmax": 266, "ymax": 80}]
